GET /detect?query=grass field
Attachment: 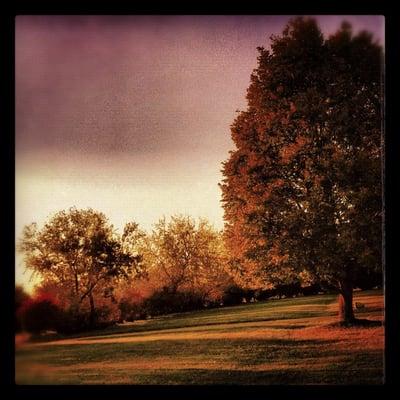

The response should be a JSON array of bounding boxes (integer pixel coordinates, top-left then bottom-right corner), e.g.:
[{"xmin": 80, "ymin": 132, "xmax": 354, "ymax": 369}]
[{"xmin": 15, "ymin": 289, "xmax": 384, "ymax": 385}]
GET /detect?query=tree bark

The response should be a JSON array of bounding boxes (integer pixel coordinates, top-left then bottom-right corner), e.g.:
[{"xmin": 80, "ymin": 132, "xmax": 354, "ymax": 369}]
[
  {"xmin": 74, "ymin": 274, "xmax": 79, "ymax": 296},
  {"xmin": 338, "ymin": 279, "xmax": 355, "ymax": 324},
  {"xmin": 89, "ymin": 292, "xmax": 96, "ymax": 328}
]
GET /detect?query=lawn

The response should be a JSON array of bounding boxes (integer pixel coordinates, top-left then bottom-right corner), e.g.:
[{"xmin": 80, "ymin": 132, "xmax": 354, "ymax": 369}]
[{"xmin": 15, "ymin": 289, "xmax": 384, "ymax": 385}]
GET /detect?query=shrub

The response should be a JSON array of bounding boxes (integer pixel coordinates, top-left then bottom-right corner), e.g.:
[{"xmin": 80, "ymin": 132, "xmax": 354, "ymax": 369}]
[
  {"xmin": 15, "ymin": 286, "xmax": 30, "ymax": 333},
  {"xmin": 221, "ymin": 284, "xmax": 254, "ymax": 306},
  {"xmin": 54, "ymin": 304, "xmax": 117, "ymax": 334},
  {"xmin": 354, "ymin": 271, "xmax": 382, "ymax": 291},
  {"xmin": 19, "ymin": 293, "xmax": 63, "ymax": 334},
  {"xmin": 143, "ymin": 287, "xmax": 205, "ymax": 316},
  {"xmin": 118, "ymin": 299, "xmax": 147, "ymax": 322},
  {"xmin": 53, "ymin": 307, "xmax": 88, "ymax": 334},
  {"xmin": 301, "ymin": 283, "xmax": 324, "ymax": 296},
  {"xmin": 116, "ymin": 285, "xmax": 152, "ymax": 322},
  {"xmin": 274, "ymin": 282, "xmax": 302, "ymax": 298}
]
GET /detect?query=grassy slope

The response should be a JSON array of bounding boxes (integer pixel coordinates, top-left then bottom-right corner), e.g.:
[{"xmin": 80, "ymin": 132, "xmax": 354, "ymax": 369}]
[{"xmin": 15, "ymin": 290, "xmax": 384, "ymax": 385}]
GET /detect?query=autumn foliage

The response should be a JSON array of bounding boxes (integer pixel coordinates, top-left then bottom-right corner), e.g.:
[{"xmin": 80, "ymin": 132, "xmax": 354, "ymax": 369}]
[{"xmin": 220, "ymin": 18, "xmax": 383, "ymax": 323}]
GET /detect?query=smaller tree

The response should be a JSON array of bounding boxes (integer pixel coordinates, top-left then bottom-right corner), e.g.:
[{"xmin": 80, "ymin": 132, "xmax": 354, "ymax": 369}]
[
  {"xmin": 143, "ymin": 215, "xmax": 230, "ymax": 307},
  {"xmin": 18, "ymin": 208, "xmax": 145, "ymax": 329}
]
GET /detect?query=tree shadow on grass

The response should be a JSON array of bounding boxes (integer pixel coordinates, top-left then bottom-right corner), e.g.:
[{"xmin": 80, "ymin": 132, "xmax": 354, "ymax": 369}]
[
  {"xmin": 16, "ymin": 337, "xmax": 384, "ymax": 385},
  {"xmin": 16, "ymin": 337, "xmax": 340, "ymax": 368},
  {"xmin": 330, "ymin": 319, "xmax": 383, "ymax": 328},
  {"xmin": 126, "ymin": 366, "xmax": 383, "ymax": 385}
]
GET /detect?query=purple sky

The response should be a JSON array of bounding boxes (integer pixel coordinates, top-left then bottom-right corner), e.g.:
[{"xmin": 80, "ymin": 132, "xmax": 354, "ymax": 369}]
[{"xmin": 15, "ymin": 15, "xmax": 384, "ymax": 290}]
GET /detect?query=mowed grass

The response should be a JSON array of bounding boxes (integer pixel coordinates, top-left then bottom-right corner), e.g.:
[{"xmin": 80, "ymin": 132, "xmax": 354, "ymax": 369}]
[{"xmin": 15, "ymin": 289, "xmax": 384, "ymax": 385}]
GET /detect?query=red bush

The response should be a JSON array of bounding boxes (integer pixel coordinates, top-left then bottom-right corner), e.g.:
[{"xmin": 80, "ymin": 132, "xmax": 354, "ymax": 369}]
[{"xmin": 18, "ymin": 293, "xmax": 63, "ymax": 334}]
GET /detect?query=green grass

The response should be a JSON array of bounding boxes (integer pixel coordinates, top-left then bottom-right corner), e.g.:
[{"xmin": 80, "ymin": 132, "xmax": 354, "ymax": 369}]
[
  {"xmin": 31, "ymin": 292, "xmax": 339, "ymax": 342},
  {"xmin": 15, "ymin": 289, "xmax": 384, "ymax": 385}
]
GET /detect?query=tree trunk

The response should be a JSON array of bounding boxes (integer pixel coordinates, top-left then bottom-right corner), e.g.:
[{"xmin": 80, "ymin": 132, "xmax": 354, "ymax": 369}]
[
  {"xmin": 74, "ymin": 274, "xmax": 79, "ymax": 296},
  {"xmin": 89, "ymin": 292, "xmax": 96, "ymax": 328},
  {"xmin": 338, "ymin": 279, "xmax": 355, "ymax": 324}
]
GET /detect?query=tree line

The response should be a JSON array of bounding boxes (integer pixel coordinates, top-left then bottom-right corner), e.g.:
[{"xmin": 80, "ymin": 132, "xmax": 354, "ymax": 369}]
[
  {"xmin": 16, "ymin": 209, "xmax": 329, "ymax": 334},
  {"xmin": 17, "ymin": 211, "xmax": 227, "ymax": 333}
]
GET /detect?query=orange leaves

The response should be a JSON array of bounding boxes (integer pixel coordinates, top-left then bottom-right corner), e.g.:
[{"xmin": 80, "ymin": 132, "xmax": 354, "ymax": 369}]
[
  {"xmin": 267, "ymin": 245, "xmax": 288, "ymax": 266},
  {"xmin": 247, "ymin": 152, "xmax": 262, "ymax": 169},
  {"xmin": 280, "ymin": 147, "xmax": 293, "ymax": 164},
  {"xmin": 257, "ymin": 238, "xmax": 267, "ymax": 247},
  {"xmin": 280, "ymin": 135, "xmax": 308, "ymax": 163},
  {"xmin": 273, "ymin": 178, "xmax": 285, "ymax": 188}
]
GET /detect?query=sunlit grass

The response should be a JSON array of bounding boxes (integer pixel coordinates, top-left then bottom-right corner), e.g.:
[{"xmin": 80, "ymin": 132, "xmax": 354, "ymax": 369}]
[
  {"xmin": 15, "ymin": 289, "xmax": 384, "ymax": 385},
  {"xmin": 28, "ymin": 292, "xmax": 339, "ymax": 343}
]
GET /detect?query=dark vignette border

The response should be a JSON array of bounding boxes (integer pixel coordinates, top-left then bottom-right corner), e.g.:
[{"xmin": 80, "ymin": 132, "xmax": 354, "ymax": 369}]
[{"xmin": 1, "ymin": 1, "xmax": 399, "ymax": 399}]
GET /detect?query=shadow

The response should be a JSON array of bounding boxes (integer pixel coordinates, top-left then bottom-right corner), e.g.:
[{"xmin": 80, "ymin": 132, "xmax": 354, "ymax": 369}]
[
  {"xmin": 16, "ymin": 337, "xmax": 340, "ymax": 368},
  {"xmin": 128, "ymin": 367, "xmax": 384, "ymax": 385},
  {"xmin": 330, "ymin": 319, "xmax": 383, "ymax": 328},
  {"xmin": 16, "ymin": 336, "xmax": 383, "ymax": 384}
]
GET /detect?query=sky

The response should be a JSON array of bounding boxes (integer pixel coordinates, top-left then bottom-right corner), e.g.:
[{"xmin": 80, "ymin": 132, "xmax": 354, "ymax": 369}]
[{"xmin": 15, "ymin": 15, "xmax": 384, "ymax": 291}]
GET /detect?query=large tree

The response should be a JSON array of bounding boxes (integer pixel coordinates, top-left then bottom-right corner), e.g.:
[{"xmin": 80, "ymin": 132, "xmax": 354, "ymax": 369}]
[
  {"xmin": 18, "ymin": 207, "xmax": 144, "ymax": 327},
  {"xmin": 220, "ymin": 18, "xmax": 383, "ymax": 324}
]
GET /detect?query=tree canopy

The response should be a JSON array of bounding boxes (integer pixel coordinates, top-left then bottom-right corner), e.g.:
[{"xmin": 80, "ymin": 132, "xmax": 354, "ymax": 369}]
[
  {"xmin": 143, "ymin": 215, "xmax": 229, "ymax": 300},
  {"xmin": 220, "ymin": 18, "xmax": 383, "ymax": 323}
]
